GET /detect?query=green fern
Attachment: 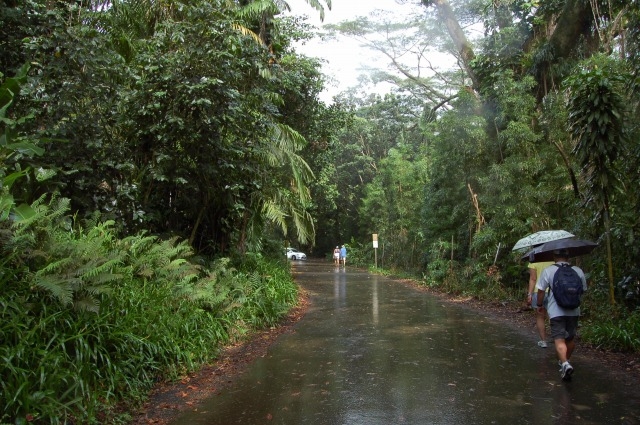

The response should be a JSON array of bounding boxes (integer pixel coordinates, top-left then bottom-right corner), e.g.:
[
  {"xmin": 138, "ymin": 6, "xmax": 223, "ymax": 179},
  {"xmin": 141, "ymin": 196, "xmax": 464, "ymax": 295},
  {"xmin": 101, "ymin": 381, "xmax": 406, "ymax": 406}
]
[
  {"xmin": 77, "ymin": 257, "xmax": 122, "ymax": 281},
  {"xmin": 36, "ymin": 257, "xmax": 73, "ymax": 275},
  {"xmin": 72, "ymin": 293, "xmax": 100, "ymax": 313},
  {"xmin": 8, "ymin": 199, "xmax": 126, "ymax": 312},
  {"xmin": 33, "ymin": 275, "xmax": 74, "ymax": 306}
]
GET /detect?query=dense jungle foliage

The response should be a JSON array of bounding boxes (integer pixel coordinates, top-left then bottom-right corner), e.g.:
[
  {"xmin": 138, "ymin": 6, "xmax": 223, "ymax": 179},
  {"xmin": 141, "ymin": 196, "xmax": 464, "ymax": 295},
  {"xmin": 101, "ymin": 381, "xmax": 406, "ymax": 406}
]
[
  {"xmin": 1, "ymin": 0, "xmax": 332, "ymax": 422},
  {"xmin": 1, "ymin": 0, "xmax": 640, "ymax": 423},
  {"xmin": 324, "ymin": 0, "xmax": 640, "ymax": 355}
]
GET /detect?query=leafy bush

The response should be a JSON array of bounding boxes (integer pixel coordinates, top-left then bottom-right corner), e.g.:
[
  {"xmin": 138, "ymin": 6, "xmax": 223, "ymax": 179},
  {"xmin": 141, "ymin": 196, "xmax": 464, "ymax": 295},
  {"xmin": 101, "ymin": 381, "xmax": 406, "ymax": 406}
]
[
  {"xmin": 336, "ymin": 239, "xmax": 366, "ymax": 267},
  {"xmin": 617, "ymin": 269, "xmax": 640, "ymax": 309},
  {"xmin": 0, "ymin": 199, "xmax": 298, "ymax": 424},
  {"xmin": 1, "ymin": 63, "xmax": 300, "ymax": 423},
  {"xmin": 581, "ymin": 306, "xmax": 640, "ymax": 352}
]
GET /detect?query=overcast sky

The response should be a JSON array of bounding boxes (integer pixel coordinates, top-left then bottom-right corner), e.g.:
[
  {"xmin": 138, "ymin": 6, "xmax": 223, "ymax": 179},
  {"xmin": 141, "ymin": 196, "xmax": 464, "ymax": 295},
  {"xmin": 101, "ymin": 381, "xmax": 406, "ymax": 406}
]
[{"xmin": 283, "ymin": 0, "xmax": 425, "ymax": 102}]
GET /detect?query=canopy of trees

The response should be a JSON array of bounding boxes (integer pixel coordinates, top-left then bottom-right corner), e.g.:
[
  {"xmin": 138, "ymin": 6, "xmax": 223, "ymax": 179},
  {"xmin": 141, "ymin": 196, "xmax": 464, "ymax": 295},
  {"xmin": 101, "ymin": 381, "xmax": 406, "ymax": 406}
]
[
  {"xmin": 2, "ymin": 0, "xmax": 341, "ymax": 258},
  {"xmin": 318, "ymin": 0, "xmax": 639, "ymax": 309},
  {"xmin": 4, "ymin": 0, "xmax": 639, "ymax": 306}
]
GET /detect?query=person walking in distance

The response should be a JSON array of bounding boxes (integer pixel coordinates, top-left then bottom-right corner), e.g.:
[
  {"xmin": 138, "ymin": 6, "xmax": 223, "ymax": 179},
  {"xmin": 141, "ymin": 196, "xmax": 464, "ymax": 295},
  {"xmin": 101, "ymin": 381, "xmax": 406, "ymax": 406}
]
[
  {"xmin": 527, "ymin": 259, "xmax": 554, "ymax": 348},
  {"xmin": 333, "ymin": 246, "xmax": 340, "ymax": 265},
  {"xmin": 536, "ymin": 249, "xmax": 587, "ymax": 381},
  {"xmin": 339, "ymin": 245, "xmax": 347, "ymax": 266}
]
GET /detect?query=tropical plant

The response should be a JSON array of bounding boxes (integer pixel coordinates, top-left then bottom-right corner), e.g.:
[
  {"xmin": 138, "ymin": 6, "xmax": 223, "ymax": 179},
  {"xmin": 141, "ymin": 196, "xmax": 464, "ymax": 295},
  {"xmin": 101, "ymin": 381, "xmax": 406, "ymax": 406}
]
[
  {"xmin": 0, "ymin": 63, "xmax": 47, "ymax": 221},
  {"xmin": 565, "ymin": 55, "xmax": 629, "ymax": 305},
  {"xmin": 1, "ymin": 197, "xmax": 299, "ymax": 422}
]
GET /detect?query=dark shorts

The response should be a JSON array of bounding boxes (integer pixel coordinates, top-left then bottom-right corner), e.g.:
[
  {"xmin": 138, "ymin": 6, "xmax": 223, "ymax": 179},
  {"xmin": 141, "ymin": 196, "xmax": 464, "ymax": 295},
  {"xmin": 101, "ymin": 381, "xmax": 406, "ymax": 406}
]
[{"xmin": 550, "ymin": 316, "xmax": 579, "ymax": 341}]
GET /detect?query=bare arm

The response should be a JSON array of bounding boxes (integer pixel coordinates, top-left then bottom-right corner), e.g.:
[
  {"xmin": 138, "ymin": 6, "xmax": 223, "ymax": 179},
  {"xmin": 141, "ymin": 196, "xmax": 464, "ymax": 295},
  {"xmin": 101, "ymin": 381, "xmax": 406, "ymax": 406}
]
[
  {"xmin": 537, "ymin": 288, "xmax": 546, "ymax": 309},
  {"xmin": 527, "ymin": 269, "xmax": 537, "ymax": 302}
]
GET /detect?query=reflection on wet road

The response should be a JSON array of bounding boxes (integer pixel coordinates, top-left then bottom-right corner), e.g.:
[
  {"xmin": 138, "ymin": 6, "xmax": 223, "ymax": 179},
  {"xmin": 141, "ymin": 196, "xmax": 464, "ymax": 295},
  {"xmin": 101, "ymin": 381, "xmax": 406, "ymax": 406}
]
[{"xmin": 171, "ymin": 260, "xmax": 640, "ymax": 424}]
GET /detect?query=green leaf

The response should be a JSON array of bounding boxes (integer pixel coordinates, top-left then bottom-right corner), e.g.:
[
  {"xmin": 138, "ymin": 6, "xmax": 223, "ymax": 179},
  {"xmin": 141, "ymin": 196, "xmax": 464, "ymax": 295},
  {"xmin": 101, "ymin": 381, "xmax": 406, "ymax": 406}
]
[
  {"xmin": 6, "ymin": 141, "xmax": 45, "ymax": 156},
  {"xmin": 3, "ymin": 169, "xmax": 29, "ymax": 188},
  {"xmin": 13, "ymin": 203, "xmax": 37, "ymax": 221},
  {"xmin": 0, "ymin": 194, "xmax": 14, "ymax": 220}
]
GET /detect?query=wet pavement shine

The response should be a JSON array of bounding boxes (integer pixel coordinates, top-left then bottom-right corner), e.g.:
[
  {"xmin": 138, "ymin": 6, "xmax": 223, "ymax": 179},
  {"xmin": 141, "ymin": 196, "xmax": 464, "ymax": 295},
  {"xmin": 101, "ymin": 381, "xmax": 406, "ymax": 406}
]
[{"xmin": 171, "ymin": 260, "xmax": 640, "ymax": 425}]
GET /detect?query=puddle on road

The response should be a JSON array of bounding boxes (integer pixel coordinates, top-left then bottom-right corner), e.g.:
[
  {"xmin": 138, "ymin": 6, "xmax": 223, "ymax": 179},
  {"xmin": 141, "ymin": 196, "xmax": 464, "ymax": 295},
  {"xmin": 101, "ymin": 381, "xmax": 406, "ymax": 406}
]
[{"xmin": 171, "ymin": 261, "xmax": 640, "ymax": 425}]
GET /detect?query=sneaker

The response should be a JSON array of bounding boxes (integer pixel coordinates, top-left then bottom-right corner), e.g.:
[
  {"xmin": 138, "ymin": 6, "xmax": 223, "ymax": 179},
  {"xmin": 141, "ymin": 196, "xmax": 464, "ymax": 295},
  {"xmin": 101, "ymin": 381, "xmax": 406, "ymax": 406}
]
[
  {"xmin": 560, "ymin": 362, "xmax": 574, "ymax": 381},
  {"xmin": 537, "ymin": 340, "xmax": 548, "ymax": 348}
]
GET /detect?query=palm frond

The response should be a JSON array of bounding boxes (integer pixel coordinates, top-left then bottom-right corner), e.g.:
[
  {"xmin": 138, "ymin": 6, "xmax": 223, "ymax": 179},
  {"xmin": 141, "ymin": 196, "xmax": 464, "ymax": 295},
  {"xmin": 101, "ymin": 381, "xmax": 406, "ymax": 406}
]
[
  {"xmin": 237, "ymin": 0, "xmax": 282, "ymax": 20},
  {"xmin": 294, "ymin": 0, "xmax": 331, "ymax": 21},
  {"xmin": 262, "ymin": 198, "xmax": 288, "ymax": 234},
  {"xmin": 232, "ymin": 23, "xmax": 263, "ymax": 45}
]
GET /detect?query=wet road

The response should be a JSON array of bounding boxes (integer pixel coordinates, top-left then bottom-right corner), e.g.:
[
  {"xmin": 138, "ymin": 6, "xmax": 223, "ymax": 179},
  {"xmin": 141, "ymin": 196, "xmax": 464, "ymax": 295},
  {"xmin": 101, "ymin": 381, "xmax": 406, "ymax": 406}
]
[{"xmin": 171, "ymin": 260, "xmax": 640, "ymax": 424}]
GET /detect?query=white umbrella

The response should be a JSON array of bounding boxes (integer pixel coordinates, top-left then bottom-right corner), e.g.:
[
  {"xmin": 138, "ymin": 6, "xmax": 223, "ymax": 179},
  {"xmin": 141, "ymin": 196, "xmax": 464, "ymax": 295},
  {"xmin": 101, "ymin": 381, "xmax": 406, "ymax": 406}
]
[{"xmin": 511, "ymin": 230, "xmax": 574, "ymax": 251}]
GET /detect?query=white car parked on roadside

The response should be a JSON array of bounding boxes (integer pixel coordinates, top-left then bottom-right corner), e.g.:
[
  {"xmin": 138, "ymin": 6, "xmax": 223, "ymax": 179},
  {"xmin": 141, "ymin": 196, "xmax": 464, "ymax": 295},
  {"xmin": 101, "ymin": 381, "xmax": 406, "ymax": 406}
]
[{"xmin": 285, "ymin": 247, "xmax": 307, "ymax": 260}]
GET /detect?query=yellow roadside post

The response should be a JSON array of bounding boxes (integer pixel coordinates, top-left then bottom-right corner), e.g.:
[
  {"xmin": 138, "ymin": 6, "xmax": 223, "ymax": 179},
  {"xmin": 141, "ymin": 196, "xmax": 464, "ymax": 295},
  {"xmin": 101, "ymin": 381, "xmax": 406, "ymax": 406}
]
[{"xmin": 372, "ymin": 234, "xmax": 378, "ymax": 269}]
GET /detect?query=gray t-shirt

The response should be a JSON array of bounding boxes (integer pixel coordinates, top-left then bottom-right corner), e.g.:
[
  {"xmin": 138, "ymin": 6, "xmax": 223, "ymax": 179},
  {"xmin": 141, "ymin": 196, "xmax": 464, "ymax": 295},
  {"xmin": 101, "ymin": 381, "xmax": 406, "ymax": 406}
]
[{"xmin": 536, "ymin": 262, "xmax": 587, "ymax": 319}]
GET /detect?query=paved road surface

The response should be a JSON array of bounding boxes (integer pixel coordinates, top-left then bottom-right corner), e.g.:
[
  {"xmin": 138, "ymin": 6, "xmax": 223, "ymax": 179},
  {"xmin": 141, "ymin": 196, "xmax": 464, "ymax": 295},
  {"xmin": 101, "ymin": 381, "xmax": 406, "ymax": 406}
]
[{"xmin": 171, "ymin": 260, "xmax": 640, "ymax": 424}]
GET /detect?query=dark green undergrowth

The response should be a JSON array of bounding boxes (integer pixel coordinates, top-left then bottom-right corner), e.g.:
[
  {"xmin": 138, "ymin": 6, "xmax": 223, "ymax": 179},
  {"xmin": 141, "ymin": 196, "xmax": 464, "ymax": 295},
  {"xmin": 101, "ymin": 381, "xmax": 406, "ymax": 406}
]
[
  {"xmin": 579, "ymin": 289, "xmax": 640, "ymax": 352},
  {"xmin": 0, "ymin": 67, "xmax": 299, "ymax": 425},
  {"xmin": 0, "ymin": 199, "xmax": 298, "ymax": 425}
]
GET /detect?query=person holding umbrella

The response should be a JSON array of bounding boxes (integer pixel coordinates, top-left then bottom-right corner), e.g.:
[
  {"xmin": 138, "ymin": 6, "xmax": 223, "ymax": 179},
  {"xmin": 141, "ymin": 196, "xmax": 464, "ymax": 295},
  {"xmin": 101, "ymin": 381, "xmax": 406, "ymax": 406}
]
[
  {"xmin": 513, "ymin": 230, "xmax": 575, "ymax": 349},
  {"xmin": 536, "ymin": 248, "xmax": 588, "ymax": 381}
]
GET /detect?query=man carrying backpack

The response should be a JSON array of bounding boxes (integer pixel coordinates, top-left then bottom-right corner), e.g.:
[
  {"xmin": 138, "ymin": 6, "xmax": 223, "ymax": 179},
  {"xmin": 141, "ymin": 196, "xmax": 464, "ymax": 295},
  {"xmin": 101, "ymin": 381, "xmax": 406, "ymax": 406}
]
[{"xmin": 536, "ymin": 249, "xmax": 587, "ymax": 381}]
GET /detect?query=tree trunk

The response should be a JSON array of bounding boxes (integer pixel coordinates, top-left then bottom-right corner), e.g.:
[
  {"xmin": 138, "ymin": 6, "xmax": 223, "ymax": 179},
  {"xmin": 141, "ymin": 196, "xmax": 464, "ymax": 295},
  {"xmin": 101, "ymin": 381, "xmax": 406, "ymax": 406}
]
[
  {"xmin": 546, "ymin": 0, "xmax": 593, "ymax": 61},
  {"xmin": 190, "ymin": 191, "xmax": 210, "ymax": 247},
  {"xmin": 423, "ymin": 0, "xmax": 595, "ymax": 97},
  {"xmin": 603, "ymin": 196, "xmax": 616, "ymax": 305},
  {"xmin": 423, "ymin": 0, "xmax": 479, "ymax": 89},
  {"xmin": 552, "ymin": 141, "xmax": 580, "ymax": 198}
]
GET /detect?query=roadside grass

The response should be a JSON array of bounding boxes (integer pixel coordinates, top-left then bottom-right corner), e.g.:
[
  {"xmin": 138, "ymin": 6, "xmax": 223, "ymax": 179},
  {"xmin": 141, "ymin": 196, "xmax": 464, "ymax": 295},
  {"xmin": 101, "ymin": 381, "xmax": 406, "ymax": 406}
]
[
  {"xmin": 0, "ymin": 200, "xmax": 298, "ymax": 424},
  {"xmin": 579, "ymin": 291, "xmax": 640, "ymax": 352}
]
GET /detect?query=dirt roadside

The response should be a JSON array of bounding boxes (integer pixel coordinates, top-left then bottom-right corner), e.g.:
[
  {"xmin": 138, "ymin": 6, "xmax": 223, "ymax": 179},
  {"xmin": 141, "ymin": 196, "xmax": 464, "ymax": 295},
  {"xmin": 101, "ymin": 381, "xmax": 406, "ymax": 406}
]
[
  {"xmin": 129, "ymin": 293, "xmax": 311, "ymax": 425},
  {"xmin": 130, "ymin": 278, "xmax": 640, "ymax": 425}
]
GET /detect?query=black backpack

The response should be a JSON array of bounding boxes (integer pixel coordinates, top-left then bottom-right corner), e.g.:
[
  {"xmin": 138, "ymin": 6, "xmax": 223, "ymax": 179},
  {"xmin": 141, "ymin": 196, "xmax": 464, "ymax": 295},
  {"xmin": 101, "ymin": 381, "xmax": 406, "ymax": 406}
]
[{"xmin": 551, "ymin": 263, "xmax": 584, "ymax": 309}]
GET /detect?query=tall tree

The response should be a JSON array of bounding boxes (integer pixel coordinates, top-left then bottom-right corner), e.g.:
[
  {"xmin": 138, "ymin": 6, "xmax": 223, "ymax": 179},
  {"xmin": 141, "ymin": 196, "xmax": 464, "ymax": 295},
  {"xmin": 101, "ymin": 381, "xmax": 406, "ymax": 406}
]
[
  {"xmin": 566, "ymin": 55, "xmax": 629, "ymax": 305},
  {"xmin": 13, "ymin": 0, "xmax": 329, "ymax": 255}
]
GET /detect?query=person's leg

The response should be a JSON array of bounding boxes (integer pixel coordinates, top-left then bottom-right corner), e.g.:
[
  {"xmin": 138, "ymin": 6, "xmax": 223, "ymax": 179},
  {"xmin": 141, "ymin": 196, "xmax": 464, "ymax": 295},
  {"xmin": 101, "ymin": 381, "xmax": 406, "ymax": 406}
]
[
  {"xmin": 554, "ymin": 338, "xmax": 569, "ymax": 363},
  {"xmin": 564, "ymin": 316, "xmax": 579, "ymax": 361},
  {"xmin": 550, "ymin": 317, "xmax": 574, "ymax": 380},
  {"xmin": 550, "ymin": 317, "xmax": 568, "ymax": 362},
  {"xmin": 565, "ymin": 338, "xmax": 576, "ymax": 361},
  {"xmin": 555, "ymin": 337, "xmax": 574, "ymax": 380},
  {"xmin": 536, "ymin": 309, "xmax": 547, "ymax": 339},
  {"xmin": 532, "ymin": 293, "xmax": 547, "ymax": 345}
]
